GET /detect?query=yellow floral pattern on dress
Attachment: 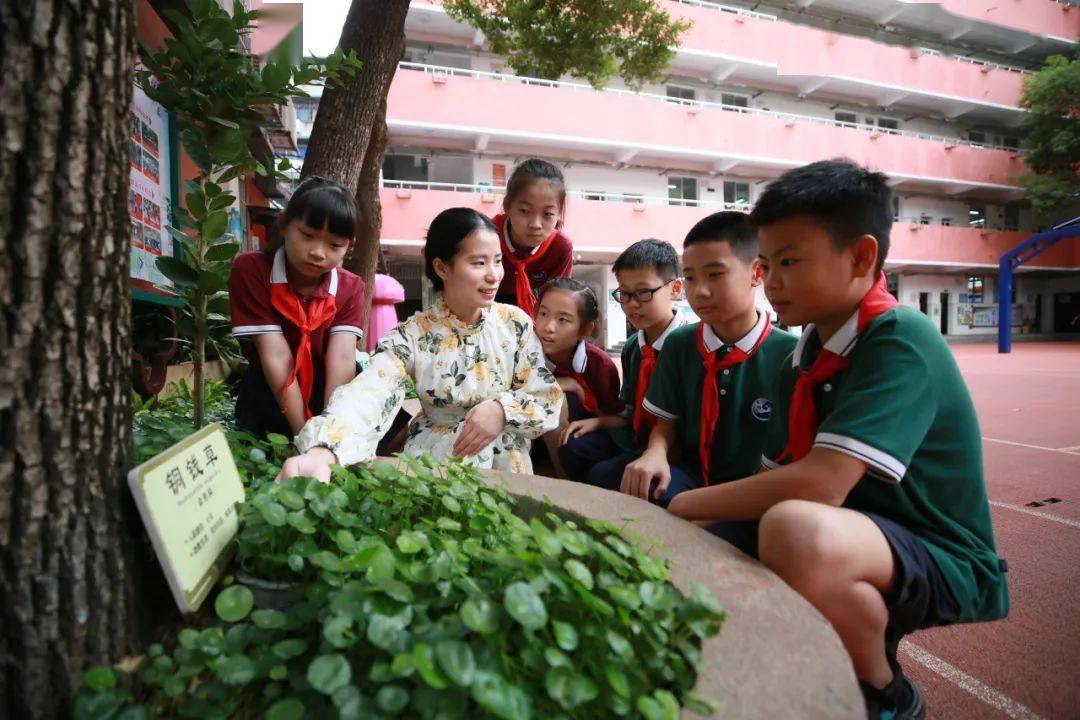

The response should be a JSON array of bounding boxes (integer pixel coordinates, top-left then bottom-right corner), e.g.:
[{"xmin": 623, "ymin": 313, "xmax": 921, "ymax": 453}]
[{"xmin": 296, "ymin": 300, "xmax": 563, "ymax": 472}]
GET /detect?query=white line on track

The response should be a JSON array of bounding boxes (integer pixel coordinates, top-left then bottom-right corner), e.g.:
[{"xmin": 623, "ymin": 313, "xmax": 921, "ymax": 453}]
[
  {"xmin": 982, "ymin": 437, "xmax": 1080, "ymax": 455},
  {"xmin": 989, "ymin": 501, "xmax": 1080, "ymax": 529},
  {"xmin": 900, "ymin": 640, "xmax": 1045, "ymax": 720},
  {"xmin": 1059, "ymin": 444, "xmax": 1080, "ymax": 452}
]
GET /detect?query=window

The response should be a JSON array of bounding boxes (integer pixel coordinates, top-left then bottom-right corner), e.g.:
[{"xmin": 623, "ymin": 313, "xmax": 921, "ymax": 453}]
[
  {"xmin": 967, "ymin": 276, "xmax": 984, "ymax": 303},
  {"xmin": 968, "ymin": 201, "xmax": 987, "ymax": 228},
  {"xmin": 668, "ymin": 176, "xmax": 699, "ymax": 206},
  {"xmin": 720, "ymin": 92, "xmax": 749, "ymax": 109},
  {"xmin": 876, "ymin": 117, "xmax": 900, "ymax": 134},
  {"xmin": 723, "ymin": 181, "xmax": 751, "ymax": 207},
  {"xmin": 834, "ymin": 111, "xmax": 858, "ymax": 126},
  {"xmin": 621, "ymin": 193, "xmax": 643, "ymax": 204},
  {"xmin": 941, "ymin": 217, "xmax": 953, "ymax": 227},
  {"xmin": 1004, "ymin": 205, "xmax": 1020, "ymax": 232},
  {"xmin": 892, "ymin": 195, "xmax": 900, "ymax": 220},
  {"xmin": 382, "ymin": 153, "xmax": 429, "ymax": 184},
  {"xmin": 968, "ymin": 130, "xmax": 987, "ymax": 147},
  {"xmin": 919, "ymin": 214, "xmax": 932, "ymax": 225},
  {"xmin": 666, "ymin": 85, "xmax": 696, "ymax": 104},
  {"xmin": 582, "ymin": 190, "xmax": 605, "ymax": 202},
  {"xmin": 1002, "ymin": 136, "xmax": 1020, "ymax": 152}
]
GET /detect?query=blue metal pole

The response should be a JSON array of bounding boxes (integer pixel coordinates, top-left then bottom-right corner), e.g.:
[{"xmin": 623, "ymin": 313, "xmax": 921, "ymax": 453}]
[{"xmin": 998, "ymin": 258, "xmax": 1012, "ymax": 354}]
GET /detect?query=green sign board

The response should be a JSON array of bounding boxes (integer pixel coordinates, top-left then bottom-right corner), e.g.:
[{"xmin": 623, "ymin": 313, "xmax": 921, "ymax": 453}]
[{"xmin": 128, "ymin": 423, "xmax": 245, "ymax": 613}]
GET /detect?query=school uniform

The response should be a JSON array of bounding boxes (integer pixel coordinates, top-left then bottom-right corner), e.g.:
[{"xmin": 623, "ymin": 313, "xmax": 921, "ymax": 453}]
[
  {"xmin": 633, "ymin": 311, "xmax": 796, "ymax": 507},
  {"xmin": 760, "ymin": 276, "xmax": 1008, "ymax": 633},
  {"xmin": 547, "ymin": 340, "xmax": 622, "ymax": 421},
  {"xmin": 559, "ymin": 313, "xmax": 687, "ymax": 485},
  {"xmin": 493, "ymin": 213, "xmax": 573, "ymax": 315},
  {"xmin": 229, "ymin": 248, "xmax": 364, "ymax": 438}
]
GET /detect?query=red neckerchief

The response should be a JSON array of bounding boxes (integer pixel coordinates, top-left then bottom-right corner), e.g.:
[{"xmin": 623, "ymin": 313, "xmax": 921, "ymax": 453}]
[
  {"xmin": 697, "ymin": 318, "xmax": 772, "ymax": 485},
  {"xmin": 269, "ymin": 282, "xmax": 337, "ymax": 419},
  {"xmin": 779, "ymin": 272, "xmax": 898, "ymax": 462},
  {"xmin": 632, "ymin": 345, "xmax": 658, "ymax": 438},
  {"xmin": 495, "ymin": 213, "xmax": 557, "ymax": 316}
]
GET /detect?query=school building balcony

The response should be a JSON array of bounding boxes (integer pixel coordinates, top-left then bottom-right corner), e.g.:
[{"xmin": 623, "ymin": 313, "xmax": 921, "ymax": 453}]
[
  {"xmin": 384, "ymin": 65, "xmax": 1025, "ymax": 203},
  {"xmin": 405, "ymin": 0, "xmax": 1042, "ymax": 127},
  {"xmin": 376, "ymin": 186, "xmax": 1080, "ymax": 273}
]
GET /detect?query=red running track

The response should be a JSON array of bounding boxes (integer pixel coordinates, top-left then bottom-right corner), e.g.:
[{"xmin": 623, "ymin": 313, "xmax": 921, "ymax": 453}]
[{"xmin": 899, "ymin": 342, "xmax": 1080, "ymax": 720}]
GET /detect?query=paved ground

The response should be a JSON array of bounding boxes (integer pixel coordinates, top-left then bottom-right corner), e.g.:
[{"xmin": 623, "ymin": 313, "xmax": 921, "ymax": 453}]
[{"xmin": 898, "ymin": 343, "xmax": 1080, "ymax": 720}]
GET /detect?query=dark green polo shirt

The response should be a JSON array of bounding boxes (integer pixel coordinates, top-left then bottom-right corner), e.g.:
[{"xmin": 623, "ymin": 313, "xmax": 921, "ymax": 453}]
[
  {"xmin": 644, "ymin": 312, "xmax": 796, "ymax": 484},
  {"xmin": 763, "ymin": 305, "xmax": 1008, "ymax": 623}
]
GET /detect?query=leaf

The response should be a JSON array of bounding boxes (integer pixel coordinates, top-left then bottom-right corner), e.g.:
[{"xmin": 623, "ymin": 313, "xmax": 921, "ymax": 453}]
[
  {"xmin": 606, "ymin": 630, "xmax": 633, "ymax": 658},
  {"xmin": 606, "ymin": 666, "xmax": 630, "ymax": 699},
  {"xmin": 202, "ymin": 210, "xmax": 229, "ymax": 241},
  {"xmin": 266, "ymin": 698, "xmax": 305, "ymax": 720},
  {"xmin": 545, "ymin": 666, "xmax": 599, "ymax": 711},
  {"xmin": 156, "ymin": 256, "xmax": 199, "ymax": 287},
  {"xmin": 376, "ymin": 685, "xmax": 409, "ymax": 714},
  {"xmin": 323, "ymin": 614, "xmax": 357, "ymax": 649},
  {"xmin": 286, "ymin": 510, "xmax": 316, "ymax": 534},
  {"xmin": 251, "ymin": 609, "xmax": 286, "ymax": 630},
  {"xmin": 551, "ymin": 620, "xmax": 578, "ymax": 651},
  {"xmin": 334, "ymin": 529, "xmax": 358, "ymax": 553},
  {"xmin": 309, "ymin": 551, "xmax": 344, "ymax": 573},
  {"xmin": 471, "ymin": 670, "xmax": 532, "ymax": 720},
  {"xmin": 272, "ymin": 638, "xmax": 308, "ymax": 660},
  {"xmin": 366, "ymin": 614, "xmax": 404, "ymax": 651},
  {"xmin": 412, "ymin": 642, "xmax": 450, "ymax": 689},
  {"xmin": 460, "ymin": 595, "xmax": 500, "ymax": 634},
  {"xmin": 83, "ymin": 666, "xmax": 116, "ymax": 691},
  {"xmin": 206, "ymin": 241, "xmax": 240, "ymax": 261},
  {"xmin": 563, "ymin": 559, "xmax": 594, "ymax": 590},
  {"xmin": 258, "ymin": 501, "xmax": 287, "ymax": 527},
  {"xmin": 435, "ymin": 639, "xmax": 476, "ymax": 687},
  {"xmin": 682, "ymin": 691, "xmax": 719, "ymax": 716},
  {"xmin": 214, "ymin": 654, "xmax": 256, "ymax": 685},
  {"xmin": 198, "ymin": 269, "xmax": 228, "ymax": 294},
  {"xmin": 503, "ymin": 582, "xmax": 547, "ymax": 631},
  {"xmin": 214, "ymin": 585, "xmax": 254, "ymax": 622},
  {"xmin": 307, "ymin": 654, "xmax": 352, "ymax": 695},
  {"xmin": 396, "ymin": 530, "xmax": 428, "ymax": 554}
]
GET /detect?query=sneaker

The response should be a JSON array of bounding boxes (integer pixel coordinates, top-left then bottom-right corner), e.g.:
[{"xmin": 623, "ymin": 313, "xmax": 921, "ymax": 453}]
[{"xmin": 860, "ymin": 672, "xmax": 926, "ymax": 720}]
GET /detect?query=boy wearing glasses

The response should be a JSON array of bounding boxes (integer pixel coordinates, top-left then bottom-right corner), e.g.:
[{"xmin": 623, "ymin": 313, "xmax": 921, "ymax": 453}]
[
  {"xmin": 622, "ymin": 212, "xmax": 796, "ymax": 508},
  {"xmin": 558, "ymin": 239, "xmax": 687, "ymax": 487}
]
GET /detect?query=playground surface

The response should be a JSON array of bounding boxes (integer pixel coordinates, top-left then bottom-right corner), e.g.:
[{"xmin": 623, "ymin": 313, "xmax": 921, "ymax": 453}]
[{"xmin": 899, "ymin": 342, "xmax": 1080, "ymax": 720}]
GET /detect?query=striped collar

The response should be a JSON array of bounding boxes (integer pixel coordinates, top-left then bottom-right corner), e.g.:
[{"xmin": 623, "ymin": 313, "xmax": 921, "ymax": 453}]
[
  {"xmin": 637, "ymin": 312, "xmax": 686, "ymax": 352},
  {"xmin": 701, "ymin": 310, "xmax": 769, "ymax": 354},
  {"xmin": 270, "ymin": 247, "xmax": 339, "ymax": 297},
  {"xmin": 791, "ymin": 309, "xmax": 859, "ymax": 368},
  {"xmin": 546, "ymin": 339, "xmax": 589, "ymax": 374}
]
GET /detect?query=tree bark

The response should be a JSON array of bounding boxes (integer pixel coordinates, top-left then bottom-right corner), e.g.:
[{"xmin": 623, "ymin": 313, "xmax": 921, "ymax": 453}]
[
  {"xmin": 0, "ymin": 1, "xmax": 145, "ymax": 717},
  {"xmin": 352, "ymin": 96, "xmax": 390, "ymax": 339}
]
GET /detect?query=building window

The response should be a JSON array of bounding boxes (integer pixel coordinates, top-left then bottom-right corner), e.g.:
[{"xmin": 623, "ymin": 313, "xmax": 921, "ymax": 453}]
[
  {"xmin": 968, "ymin": 201, "xmax": 987, "ymax": 228},
  {"xmin": 1002, "ymin": 136, "xmax": 1020, "ymax": 152},
  {"xmin": 382, "ymin": 153, "xmax": 429, "ymax": 184},
  {"xmin": 666, "ymin": 85, "xmax": 696, "ymax": 104},
  {"xmin": 668, "ymin": 176, "xmax": 698, "ymax": 206},
  {"xmin": 720, "ymin": 92, "xmax": 749, "ymax": 109},
  {"xmin": 876, "ymin": 117, "xmax": 900, "ymax": 134},
  {"xmin": 723, "ymin": 181, "xmax": 751, "ymax": 207},
  {"xmin": 1003, "ymin": 205, "xmax": 1020, "ymax": 231},
  {"xmin": 967, "ymin": 276, "xmax": 984, "ymax": 303},
  {"xmin": 919, "ymin": 214, "xmax": 932, "ymax": 225},
  {"xmin": 834, "ymin": 111, "xmax": 858, "ymax": 126},
  {"xmin": 621, "ymin": 193, "xmax": 644, "ymax": 204},
  {"xmin": 583, "ymin": 190, "xmax": 605, "ymax": 202},
  {"xmin": 968, "ymin": 130, "xmax": 987, "ymax": 147},
  {"xmin": 941, "ymin": 217, "xmax": 952, "ymax": 227}
]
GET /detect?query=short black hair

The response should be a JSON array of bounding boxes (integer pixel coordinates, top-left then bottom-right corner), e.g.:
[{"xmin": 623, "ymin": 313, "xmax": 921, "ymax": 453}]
[
  {"xmin": 282, "ymin": 176, "xmax": 358, "ymax": 239},
  {"xmin": 750, "ymin": 159, "xmax": 893, "ymax": 271},
  {"xmin": 683, "ymin": 211, "xmax": 758, "ymax": 264},
  {"xmin": 423, "ymin": 208, "xmax": 498, "ymax": 292},
  {"xmin": 536, "ymin": 277, "xmax": 600, "ymax": 325},
  {"xmin": 612, "ymin": 239, "xmax": 680, "ymax": 282}
]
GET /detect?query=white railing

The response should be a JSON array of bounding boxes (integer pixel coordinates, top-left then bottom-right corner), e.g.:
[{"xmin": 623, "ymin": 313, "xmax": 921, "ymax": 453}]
[
  {"xmin": 381, "ymin": 179, "xmax": 751, "ymax": 210},
  {"xmin": 399, "ymin": 62, "xmax": 1024, "ymax": 152},
  {"xmin": 669, "ymin": 0, "xmax": 777, "ymax": 22}
]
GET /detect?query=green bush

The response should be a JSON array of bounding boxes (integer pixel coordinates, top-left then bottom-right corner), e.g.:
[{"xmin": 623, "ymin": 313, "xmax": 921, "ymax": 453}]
[{"xmin": 77, "ymin": 453, "xmax": 723, "ymax": 718}]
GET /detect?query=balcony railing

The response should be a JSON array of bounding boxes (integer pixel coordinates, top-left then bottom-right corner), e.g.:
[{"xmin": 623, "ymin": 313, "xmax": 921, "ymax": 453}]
[
  {"xmin": 669, "ymin": 0, "xmax": 776, "ymax": 22},
  {"xmin": 397, "ymin": 62, "xmax": 1024, "ymax": 153}
]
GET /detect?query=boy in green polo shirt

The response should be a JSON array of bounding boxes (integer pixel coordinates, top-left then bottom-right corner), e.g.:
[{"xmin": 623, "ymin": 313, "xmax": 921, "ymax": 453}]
[
  {"xmin": 622, "ymin": 212, "xmax": 796, "ymax": 508},
  {"xmin": 667, "ymin": 159, "xmax": 1009, "ymax": 720},
  {"xmin": 559, "ymin": 239, "xmax": 687, "ymax": 486}
]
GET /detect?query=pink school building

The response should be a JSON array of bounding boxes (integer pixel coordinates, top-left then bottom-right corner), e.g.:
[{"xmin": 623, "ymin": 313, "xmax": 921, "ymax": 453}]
[{"xmin": 296, "ymin": 0, "xmax": 1080, "ymax": 348}]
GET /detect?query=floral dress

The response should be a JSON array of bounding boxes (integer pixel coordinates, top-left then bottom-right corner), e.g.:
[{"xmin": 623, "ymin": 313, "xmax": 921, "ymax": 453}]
[{"xmin": 295, "ymin": 300, "xmax": 564, "ymax": 473}]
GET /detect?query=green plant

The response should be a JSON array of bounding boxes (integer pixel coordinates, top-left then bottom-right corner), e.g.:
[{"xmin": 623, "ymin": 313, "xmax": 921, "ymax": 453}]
[
  {"xmin": 1017, "ymin": 51, "xmax": 1080, "ymax": 215},
  {"xmin": 76, "ymin": 456, "xmax": 723, "ymax": 718},
  {"xmin": 138, "ymin": 0, "xmax": 361, "ymax": 427}
]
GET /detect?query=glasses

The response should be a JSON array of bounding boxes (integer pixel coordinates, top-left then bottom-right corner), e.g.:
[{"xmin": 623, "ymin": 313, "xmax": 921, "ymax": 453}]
[{"xmin": 610, "ymin": 280, "xmax": 674, "ymax": 305}]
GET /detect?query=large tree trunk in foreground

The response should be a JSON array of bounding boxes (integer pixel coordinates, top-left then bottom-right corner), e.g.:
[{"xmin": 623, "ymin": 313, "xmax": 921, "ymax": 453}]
[
  {"xmin": 302, "ymin": 0, "xmax": 409, "ymax": 338},
  {"xmin": 0, "ymin": 1, "xmax": 144, "ymax": 716}
]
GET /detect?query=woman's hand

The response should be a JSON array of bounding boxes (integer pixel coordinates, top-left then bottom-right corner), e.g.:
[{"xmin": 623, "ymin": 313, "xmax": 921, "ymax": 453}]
[
  {"xmin": 560, "ymin": 417, "xmax": 600, "ymax": 446},
  {"xmin": 275, "ymin": 446, "xmax": 337, "ymax": 484},
  {"xmin": 453, "ymin": 399, "xmax": 506, "ymax": 457}
]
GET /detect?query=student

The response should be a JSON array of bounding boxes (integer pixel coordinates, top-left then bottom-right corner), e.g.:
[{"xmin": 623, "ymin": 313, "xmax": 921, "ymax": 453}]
[
  {"xmin": 229, "ymin": 176, "xmax": 364, "ymax": 438},
  {"xmin": 668, "ymin": 160, "xmax": 1009, "ymax": 720},
  {"xmin": 623, "ymin": 214, "xmax": 796, "ymax": 508},
  {"xmin": 278, "ymin": 207, "xmax": 563, "ymax": 481},
  {"xmin": 558, "ymin": 239, "xmax": 686, "ymax": 486},
  {"xmin": 533, "ymin": 278, "xmax": 622, "ymax": 477},
  {"xmin": 493, "ymin": 159, "xmax": 574, "ymax": 315}
]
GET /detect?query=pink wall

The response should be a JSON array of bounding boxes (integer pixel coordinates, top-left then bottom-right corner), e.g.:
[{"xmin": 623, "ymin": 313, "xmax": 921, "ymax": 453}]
[
  {"xmin": 379, "ymin": 189, "xmax": 1078, "ymax": 270},
  {"xmin": 937, "ymin": 0, "xmax": 1080, "ymax": 40},
  {"xmin": 666, "ymin": 2, "xmax": 1025, "ymax": 108},
  {"xmin": 387, "ymin": 70, "xmax": 1024, "ymax": 186}
]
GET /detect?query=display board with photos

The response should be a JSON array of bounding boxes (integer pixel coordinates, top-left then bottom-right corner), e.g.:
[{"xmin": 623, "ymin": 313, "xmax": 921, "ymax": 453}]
[{"xmin": 130, "ymin": 78, "xmax": 174, "ymax": 290}]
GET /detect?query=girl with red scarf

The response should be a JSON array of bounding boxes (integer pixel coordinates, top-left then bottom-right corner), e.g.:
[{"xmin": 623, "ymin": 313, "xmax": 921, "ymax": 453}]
[
  {"xmin": 229, "ymin": 177, "xmax": 365, "ymax": 438},
  {"xmin": 493, "ymin": 158, "xmax": 574, "ymax": 313}
]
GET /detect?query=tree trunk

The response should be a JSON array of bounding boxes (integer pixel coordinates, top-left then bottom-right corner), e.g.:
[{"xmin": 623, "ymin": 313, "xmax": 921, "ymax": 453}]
[
  {"xmin": 352, "ymin": 96, "xmax": 390, "ymax": 340},
  {"xmin": 0, "ymin": 1, "xmax": 145, "ymax": 717}
]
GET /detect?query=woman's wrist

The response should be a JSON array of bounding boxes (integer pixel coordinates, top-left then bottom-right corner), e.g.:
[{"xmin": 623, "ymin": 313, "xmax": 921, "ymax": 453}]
[{"xmin": 307, "ymin": 445, "xmax": 338, "ymax": 464}]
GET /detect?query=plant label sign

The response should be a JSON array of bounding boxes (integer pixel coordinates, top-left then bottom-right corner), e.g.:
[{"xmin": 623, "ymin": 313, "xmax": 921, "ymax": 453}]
[{"xmin": 128, "ymin": 423, "xmax": 245, "ymax": 613}]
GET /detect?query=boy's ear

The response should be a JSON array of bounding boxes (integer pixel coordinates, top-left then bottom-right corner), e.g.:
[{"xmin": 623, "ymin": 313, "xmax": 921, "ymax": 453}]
[
  {"xmin": 851, "ymin": 235, "xmax": 880, "ymax": 277},
  {"xmin": 669, "ymin": 277, "xmax": 683, "ymax": 299},
  {"xmin": 749, "ymin": 258, "xmax": 765, "ymax": 286}
]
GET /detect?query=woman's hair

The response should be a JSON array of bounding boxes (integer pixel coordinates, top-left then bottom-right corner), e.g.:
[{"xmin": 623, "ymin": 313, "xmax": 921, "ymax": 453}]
[
  {"xmin": 280, "ymin": 176, "xmax": 359, "ymax": 240},
  {"xmin": 423, "ymin": 208, "xmax": 499, "ymax": 292},
  {"xmin": 536, "ymin": 277, "xmax": 599, "ymax": 327},
  {"xmin": 503, "ymin": 158, "xmax": 567, "ymax": 213}
]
